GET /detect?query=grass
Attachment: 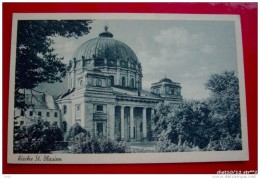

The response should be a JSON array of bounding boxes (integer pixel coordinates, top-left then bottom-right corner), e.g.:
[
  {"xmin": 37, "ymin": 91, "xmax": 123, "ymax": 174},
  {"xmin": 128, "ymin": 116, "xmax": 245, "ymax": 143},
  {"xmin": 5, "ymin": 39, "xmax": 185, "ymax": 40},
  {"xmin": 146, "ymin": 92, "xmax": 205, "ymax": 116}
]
[{"xmin": 126, "ymin": 141, "xmax": 158, "ymax": 153}]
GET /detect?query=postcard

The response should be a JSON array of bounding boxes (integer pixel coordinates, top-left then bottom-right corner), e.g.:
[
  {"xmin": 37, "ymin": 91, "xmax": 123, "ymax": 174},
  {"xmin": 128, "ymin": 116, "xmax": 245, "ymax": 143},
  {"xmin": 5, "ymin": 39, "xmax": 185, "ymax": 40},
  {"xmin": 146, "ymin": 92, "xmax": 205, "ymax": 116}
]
[{"xmin": 8, "ymin": 13, "xmax": 248, "ymax": 164}]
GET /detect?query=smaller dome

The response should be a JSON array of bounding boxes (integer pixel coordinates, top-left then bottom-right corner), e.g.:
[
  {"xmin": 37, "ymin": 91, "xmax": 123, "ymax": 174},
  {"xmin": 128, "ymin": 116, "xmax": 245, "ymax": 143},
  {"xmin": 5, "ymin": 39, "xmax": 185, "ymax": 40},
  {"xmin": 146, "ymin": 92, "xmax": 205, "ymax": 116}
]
[{"xmin": 159, "ymin": 77, "xmax": 173, "ymax": 83}]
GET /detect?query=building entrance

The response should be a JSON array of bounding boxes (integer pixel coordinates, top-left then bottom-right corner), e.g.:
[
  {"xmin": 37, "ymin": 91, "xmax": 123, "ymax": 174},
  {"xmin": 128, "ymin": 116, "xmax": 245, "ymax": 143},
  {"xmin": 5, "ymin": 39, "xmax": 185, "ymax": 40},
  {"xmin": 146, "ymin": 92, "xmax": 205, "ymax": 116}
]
[{"xmin": 97, "ymin": 123, "xmax": 103, "ymax": 137}]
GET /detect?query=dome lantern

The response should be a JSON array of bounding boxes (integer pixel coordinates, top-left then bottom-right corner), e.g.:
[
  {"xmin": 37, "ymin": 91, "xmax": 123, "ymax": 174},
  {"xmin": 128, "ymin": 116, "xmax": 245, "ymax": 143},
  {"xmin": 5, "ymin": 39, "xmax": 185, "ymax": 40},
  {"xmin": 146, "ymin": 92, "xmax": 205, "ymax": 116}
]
[{"xmin": 99, "ymin": 26, "xmax": 113, "ymax": 38}]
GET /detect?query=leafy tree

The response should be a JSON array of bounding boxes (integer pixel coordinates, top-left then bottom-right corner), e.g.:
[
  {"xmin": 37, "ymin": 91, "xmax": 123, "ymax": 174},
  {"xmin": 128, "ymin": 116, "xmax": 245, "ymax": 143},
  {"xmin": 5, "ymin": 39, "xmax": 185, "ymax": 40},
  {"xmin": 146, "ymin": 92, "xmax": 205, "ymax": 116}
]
[
  {"xmin": 152, "ymin": 103, "xmax": 173, "ymax": 141},
  {"xmin": 205, "ymin": 71, "xmax": 241, "ymax": 140},
  {"xmin": 14, "ymin": 119, "xmax": 63, "ymax": 153},
  {"xmin": 15, "ymin": 20, "xmax": 92, "ymax": 109},
  {"xmin": 152, "ymin": 101, "xmax": 211, "ymax": 152},
  {"xmin": 152, "ymin": 71, "xmax": 242, "ymax": 152}
]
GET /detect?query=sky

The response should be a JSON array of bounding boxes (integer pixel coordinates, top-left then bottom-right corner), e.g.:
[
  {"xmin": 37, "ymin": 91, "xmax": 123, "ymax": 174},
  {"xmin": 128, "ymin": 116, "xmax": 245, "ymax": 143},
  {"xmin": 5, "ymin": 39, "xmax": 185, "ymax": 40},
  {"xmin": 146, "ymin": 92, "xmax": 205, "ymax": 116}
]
[{"xmin": 45, "ymin": 19, "xmax": 239, "ymax": 100}]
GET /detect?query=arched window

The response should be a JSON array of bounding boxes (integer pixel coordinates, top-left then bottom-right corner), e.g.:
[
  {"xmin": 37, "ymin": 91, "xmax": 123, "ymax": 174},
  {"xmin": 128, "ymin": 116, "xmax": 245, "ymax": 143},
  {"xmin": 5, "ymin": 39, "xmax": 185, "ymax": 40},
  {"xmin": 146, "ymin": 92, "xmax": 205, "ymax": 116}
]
[
  {"xmin": 62, "ymin": 121, "xmax": 67, "ymax": 133},
  {"xmin": 96, "ymin": 79, "xmax": 102, "ymax": 87},
  {"xmin": 130, "ymin": 78, "xmax": 134, "ymax": 88},
  {"xmin": 79, "ymin": 79, "xmax": 83, "ymax": 87},
  {"xmin": 122, "ymin": 76, "xmax": 126, "ymax": 87},
  {"xmin": 63, "ymin": 105, "xmax": 67, "ymax": 114},
  {"xmin": 110, "ymin": 76, "xmax": 114, "ymax": 86}
]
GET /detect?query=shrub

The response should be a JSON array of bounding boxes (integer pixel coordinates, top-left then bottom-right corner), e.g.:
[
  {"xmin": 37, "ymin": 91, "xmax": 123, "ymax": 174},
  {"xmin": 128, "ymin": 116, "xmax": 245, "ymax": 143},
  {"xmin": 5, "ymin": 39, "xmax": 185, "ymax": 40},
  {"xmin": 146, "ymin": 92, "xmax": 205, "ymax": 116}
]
[
  {"xmin": 206, "ymin": 134, "xmax": 242, "ymax": 151},
  {"xmin": 14, "ymin": 119, "xmax": 63, "ymax": 153},
  {"xmin": 65, "ymin": 123, "xmax": 90, "ymax": 141},
  {"xmin": 156, "ymin": 137, "xmax": 200, "ymax": 152},
  {"xmin": 66, "ymin": 124, "xmax": 129, "ymax": 153}
]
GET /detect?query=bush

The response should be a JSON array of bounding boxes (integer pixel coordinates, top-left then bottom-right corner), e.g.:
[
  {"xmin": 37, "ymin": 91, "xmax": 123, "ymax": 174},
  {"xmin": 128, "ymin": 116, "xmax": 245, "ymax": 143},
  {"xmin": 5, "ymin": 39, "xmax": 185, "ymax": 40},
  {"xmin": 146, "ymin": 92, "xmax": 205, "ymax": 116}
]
[
  {"xmin": 14, "ymin": 119, "xmax": 63, "ymax": 153},
  {"xmin": 65, "ymin": 123, "xmax": 90, "ymax": 141},
  {"xmin": 206, "ymin": 134, "xmax": 242, "ymax": 151},
  {"xmin": 66, "ymin": 124, "xmax": 129, "ymax": 153},
  {"xmin": 157, "ymin": 140, "xmax": 200, "ymax": 152}
]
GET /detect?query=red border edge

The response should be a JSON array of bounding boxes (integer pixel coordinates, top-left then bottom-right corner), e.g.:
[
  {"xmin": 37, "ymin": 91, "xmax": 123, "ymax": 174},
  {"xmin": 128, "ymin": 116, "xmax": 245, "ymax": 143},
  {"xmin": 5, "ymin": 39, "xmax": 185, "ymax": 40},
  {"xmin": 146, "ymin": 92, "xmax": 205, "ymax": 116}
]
[{"xmin": 2, "ymin": 2, "xmax": 258, "ymax": 174}]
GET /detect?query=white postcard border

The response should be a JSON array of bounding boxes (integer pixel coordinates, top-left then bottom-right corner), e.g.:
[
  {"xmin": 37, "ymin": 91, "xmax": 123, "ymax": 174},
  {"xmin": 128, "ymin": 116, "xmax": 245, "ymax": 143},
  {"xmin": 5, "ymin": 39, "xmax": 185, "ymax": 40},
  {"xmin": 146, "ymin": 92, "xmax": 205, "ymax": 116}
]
[{"xmin": 8, "ymin": 13, "xmax": 249, "ymax": 164}]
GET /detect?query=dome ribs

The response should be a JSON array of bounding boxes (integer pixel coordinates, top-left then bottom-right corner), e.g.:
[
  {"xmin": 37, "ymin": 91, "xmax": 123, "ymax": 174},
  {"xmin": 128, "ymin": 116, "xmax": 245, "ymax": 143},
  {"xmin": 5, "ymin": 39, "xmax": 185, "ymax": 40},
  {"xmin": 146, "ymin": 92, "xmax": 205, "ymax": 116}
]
[
  {"xmin": 72, "ymin": 29, "xmax": 139, "ymax": 70},
  {"xmin": 94, "ymin": 37, "xmax": 102, "ymax": 59},
  {"xmin": 84, "ymin": 38, "xmax": 95, "ymax": 59}
]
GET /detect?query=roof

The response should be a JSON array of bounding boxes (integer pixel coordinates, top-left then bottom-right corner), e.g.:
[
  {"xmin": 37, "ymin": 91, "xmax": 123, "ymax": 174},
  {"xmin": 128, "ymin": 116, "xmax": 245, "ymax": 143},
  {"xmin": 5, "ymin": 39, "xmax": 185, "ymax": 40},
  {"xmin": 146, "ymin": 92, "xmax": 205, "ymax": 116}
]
[
  {"xmin": 159, "ymin": 77, "xmax": 173, "ymax": 83},
  {"xmin": 72, "ymin": 26, "xmax": 139, "ymax": 63},
  {"xmin": 22, "ymin": 90, "xmax": 59, "ymax": 110},
  {"xmin": 57, "ymin": 88, "xmax": 75, "ymax": 100},
  {"xmin": 112, "ymin": 87, "xmax": 161, "ymax": 99},
  {"xmin": 152, "ymin": 77, "xmax": 181, "ymax": 87},
  {"xmin": 57, "ymin": 86, "xmax": 163, "ymax": 102}
]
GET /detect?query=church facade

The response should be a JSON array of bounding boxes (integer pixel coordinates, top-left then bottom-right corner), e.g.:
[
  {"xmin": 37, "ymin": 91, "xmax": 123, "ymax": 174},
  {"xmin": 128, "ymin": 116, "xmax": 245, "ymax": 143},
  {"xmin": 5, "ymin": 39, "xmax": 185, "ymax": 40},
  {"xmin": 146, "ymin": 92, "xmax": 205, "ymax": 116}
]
[{"xmin": 56, "ymin": 26, "xmax": 183, "ymax": 142}]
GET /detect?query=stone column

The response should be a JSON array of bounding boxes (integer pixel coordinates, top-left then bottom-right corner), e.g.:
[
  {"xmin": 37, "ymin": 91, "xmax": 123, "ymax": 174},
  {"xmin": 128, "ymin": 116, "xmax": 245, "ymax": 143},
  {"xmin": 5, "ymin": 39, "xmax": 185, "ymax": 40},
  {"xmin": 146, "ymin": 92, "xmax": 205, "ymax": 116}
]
[
  {"xmin": 120, "ymin": 106, "xmax": 124, "ymax": 140},
  {"xmin": 67, "ymin": 73, "xmax": 70, "ymax": 89},
  {"xmin": 130, "ymin": 106, "xmax": 134, "ymax": 141},
  {"xmin": 142, "ymin": 107, "xmax": 147, "ymax": 140},
  {"xmin": 104, "ymin": 58, "xmax": 108, "ymax": 72},
  {"xmin": 151, "ymin": 109, "xmax": 155, "ymax": 116},
  {"xmin": 84, "ymin": 103, "xmax": 94, "ymax": 134},
  {"xmin": 108, "ymin": 105, "xmax": 115, "ymax": 140},
  {"xmin": 116, "ymin": 59, "xmax": 120, "ymax": 86}
]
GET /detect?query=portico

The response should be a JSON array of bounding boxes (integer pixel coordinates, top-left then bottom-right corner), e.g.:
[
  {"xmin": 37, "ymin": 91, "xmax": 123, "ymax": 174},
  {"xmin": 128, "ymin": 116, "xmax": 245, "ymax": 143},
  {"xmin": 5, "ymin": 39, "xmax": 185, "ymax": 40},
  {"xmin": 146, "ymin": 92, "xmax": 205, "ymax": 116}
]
[{"xmin": 115, "ymin": 105, "xmax": 155, "ymax": 142}]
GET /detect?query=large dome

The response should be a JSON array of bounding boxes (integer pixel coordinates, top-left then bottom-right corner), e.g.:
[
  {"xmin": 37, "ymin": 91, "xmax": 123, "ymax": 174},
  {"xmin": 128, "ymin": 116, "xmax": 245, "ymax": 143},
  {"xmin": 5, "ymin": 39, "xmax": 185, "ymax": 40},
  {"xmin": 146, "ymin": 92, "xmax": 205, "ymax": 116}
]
[
  {"xmin": 72, "ymin": 26, "xmax": 138, "ymax": 63},
  {"xmin": 67, "ymin": 26, "xmax": 143, "ymax": 91}
]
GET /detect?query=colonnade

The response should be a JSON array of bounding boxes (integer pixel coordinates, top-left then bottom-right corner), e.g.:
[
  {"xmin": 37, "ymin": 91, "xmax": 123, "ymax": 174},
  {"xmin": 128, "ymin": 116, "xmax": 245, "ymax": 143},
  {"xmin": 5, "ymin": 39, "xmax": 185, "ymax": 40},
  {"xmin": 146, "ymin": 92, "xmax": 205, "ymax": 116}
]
[{"xmin": 116, "ymin": 106, "xmax": 154, "ymax": 142}]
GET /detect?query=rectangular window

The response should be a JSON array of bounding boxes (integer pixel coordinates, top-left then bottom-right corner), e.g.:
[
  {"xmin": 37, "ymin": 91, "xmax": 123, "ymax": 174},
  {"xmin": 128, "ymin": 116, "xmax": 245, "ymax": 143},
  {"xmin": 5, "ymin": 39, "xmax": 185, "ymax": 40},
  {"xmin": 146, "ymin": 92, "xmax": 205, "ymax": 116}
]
[
  {"xmin": 21, "ymin": 110, "xmax": 24, "ymax": 116},
  {"xmin": 54, "ymin": 112, "xmax": 58, "ymax": 117},
  {"xmin": 14, "ymin": 121, "xmax": 18, "ymax": 125},
  {"xmin": 94, "ymin": 58, "xmax": 104, "ymax": 66},
  {"xmin": 29, "ymin": 111, "xmax": 33, "ymax": 116},
  {"xmin": 38, "ymin": 111, "xmax": 42, "ymax": 116},
  {"xmin": 76, "ymin": 104, "xmax": 81, "ymax": 118},
  {"xmin": 46, "ymin": 112, "xmax": 50, "ymax": 117},
  {"xmin": 96, "ymin": 105, "xmax": 103, "ymax": 112}
]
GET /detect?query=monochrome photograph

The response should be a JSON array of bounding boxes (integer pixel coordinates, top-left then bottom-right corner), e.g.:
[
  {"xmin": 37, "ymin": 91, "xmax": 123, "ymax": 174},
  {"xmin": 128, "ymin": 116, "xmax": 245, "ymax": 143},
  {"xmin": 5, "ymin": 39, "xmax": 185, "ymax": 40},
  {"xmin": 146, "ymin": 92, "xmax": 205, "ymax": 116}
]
[{"xmin": 8, "ymin": 13, "xmax": 248, "ymax": 164}]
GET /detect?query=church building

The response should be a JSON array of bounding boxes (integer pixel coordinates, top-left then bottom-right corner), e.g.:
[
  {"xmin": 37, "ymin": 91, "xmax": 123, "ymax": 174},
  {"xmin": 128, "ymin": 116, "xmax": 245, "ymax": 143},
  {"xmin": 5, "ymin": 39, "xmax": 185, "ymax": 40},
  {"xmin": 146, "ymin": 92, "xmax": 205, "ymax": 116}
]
[{"xmin": 56, "ymin": 26, "xmax": 182, "ymax": 142}]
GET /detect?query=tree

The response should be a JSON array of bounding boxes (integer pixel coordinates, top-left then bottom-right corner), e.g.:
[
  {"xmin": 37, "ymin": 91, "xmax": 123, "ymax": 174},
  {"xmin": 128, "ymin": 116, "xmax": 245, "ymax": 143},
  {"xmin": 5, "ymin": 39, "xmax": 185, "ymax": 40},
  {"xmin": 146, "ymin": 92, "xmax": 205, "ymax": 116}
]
[
  {"xmin": 205, "ymin": 71, "xmax": 241, "ymax": 139},
  {"xmin": 152, "ymin": 71, "xmax": 242, "ymax": 152},
  {"xmin": 14, "ymin": 119, "xmax": 63, "ymax": 153},
  {"xmin": 152, "ymin": 101, "xmax": 211, "ymax": 152},
  {"xmin": 15, "ymin": 20, "xmax": 92, "ymax": 109},
  {"xmin": 205, "ymin": 71, "xmax": 242, "ymax": 150}
]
